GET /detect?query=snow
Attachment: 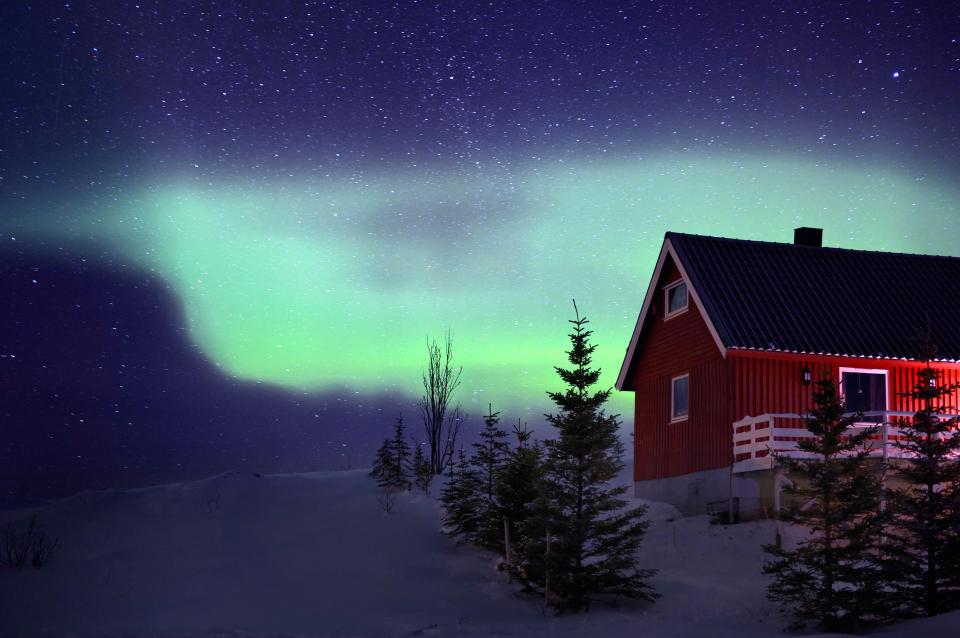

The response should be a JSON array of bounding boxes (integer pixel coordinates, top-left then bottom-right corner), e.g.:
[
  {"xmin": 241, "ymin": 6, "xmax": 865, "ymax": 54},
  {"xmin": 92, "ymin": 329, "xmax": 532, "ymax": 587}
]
[{"xmin": 1, "ymin": 469, "xmax": 957, "ymax": 637}]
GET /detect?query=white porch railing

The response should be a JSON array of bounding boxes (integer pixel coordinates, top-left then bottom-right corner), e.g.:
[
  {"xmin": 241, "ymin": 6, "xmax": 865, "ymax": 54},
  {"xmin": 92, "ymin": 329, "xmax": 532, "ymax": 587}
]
[{"xmin": 731, "ymin": 411, "xmax": 960, "ymax": 474}]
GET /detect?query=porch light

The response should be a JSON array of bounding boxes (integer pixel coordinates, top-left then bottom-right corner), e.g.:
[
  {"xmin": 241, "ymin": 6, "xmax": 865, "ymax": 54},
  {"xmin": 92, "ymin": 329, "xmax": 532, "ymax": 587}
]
[{"xmin": 802, "ymin": 367, "xmax": 812, "ymax": 386}]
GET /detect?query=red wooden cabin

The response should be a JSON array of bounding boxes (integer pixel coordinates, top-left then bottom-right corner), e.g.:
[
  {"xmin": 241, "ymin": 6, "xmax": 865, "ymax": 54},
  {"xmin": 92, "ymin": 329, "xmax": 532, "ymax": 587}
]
[{"xmin": 616, "ymin": 229, "xmax": 960, "ymax": 516}]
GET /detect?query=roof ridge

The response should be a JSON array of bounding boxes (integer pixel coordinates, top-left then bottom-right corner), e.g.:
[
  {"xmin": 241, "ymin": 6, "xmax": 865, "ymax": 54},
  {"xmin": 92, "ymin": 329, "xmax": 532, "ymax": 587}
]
[{"xmin": 664, "ymin": 231, "xmax": 960, "ymax": 261}]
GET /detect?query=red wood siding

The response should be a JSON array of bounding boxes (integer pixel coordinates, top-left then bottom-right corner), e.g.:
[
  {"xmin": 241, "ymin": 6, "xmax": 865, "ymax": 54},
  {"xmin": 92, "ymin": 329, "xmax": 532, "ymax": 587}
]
[
  {"xmin": 627, "ymin": 304, "xmax": 960, "ymax": 481},
  {"xmin": 731, "ymin": 355, "xmax": 817, "ymax": 419},
  {"xmin": 886, "ymin": 364, "xmax": 960, "ymax": 414},
  {"xmin": 626, "ymin": 257, "xmax": 730, "ymax": 481},
  {"xmin": 730, "ymin": 351, "xmax": 960, "ymax": 422}
]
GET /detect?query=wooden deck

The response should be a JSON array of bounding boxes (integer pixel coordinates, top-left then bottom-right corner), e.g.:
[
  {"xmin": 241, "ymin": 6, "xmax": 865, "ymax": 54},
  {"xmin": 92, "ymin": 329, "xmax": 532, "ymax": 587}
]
[{"xmin": 732, "ymin": 411, "xmax": 960, "ymax": 473}]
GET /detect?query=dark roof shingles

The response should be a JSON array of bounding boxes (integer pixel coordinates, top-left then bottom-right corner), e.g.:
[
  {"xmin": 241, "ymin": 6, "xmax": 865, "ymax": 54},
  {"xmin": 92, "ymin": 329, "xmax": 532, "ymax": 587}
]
[{"xmin": 668, "ymin": 232, "xmax": 960, "ymax": 362}]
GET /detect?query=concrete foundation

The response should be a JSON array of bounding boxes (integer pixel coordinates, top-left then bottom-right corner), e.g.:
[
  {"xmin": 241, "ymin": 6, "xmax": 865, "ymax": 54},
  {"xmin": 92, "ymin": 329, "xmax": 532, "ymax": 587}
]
[
  {"xmin": 635, "ymin": 466, "xmax": 729, "ymax": 516},
  {"xmin": 638, "ymin": 458, "xmax": 899, "ymax": 518},
  {"xmin": 635, "ymin": 466, "xmax": 775, "ymax": 517}
]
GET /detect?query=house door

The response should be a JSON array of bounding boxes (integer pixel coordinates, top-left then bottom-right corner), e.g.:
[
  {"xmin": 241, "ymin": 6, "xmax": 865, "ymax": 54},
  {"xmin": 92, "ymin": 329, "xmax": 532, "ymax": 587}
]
[{"xmin": 840, "ymin": 369, "xmax": 888, "ymax": 421}]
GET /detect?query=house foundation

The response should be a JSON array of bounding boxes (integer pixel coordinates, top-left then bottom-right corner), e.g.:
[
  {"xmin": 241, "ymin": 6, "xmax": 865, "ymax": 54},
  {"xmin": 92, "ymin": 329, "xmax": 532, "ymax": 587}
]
[{"xmin": 635, "ymin": 467, "xmax": 783, "ymax": 518}]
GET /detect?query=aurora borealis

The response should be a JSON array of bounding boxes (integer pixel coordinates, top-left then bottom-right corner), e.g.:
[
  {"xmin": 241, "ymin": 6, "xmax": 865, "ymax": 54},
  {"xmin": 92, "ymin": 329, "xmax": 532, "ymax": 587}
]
[
  {"xmin": 18, "ymin": 156, "xmax": 960, "ymax": 407},
  {"xmin": 3, "ymin": 2, "xmax": 960, "ymax": 495}
]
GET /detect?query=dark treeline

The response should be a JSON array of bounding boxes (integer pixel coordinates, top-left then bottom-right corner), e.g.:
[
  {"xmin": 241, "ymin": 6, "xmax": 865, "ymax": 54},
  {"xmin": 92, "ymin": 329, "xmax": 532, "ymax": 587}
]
[{"xmin": 371, "ymin": 304, "xmax": 657, "ymax": 613}]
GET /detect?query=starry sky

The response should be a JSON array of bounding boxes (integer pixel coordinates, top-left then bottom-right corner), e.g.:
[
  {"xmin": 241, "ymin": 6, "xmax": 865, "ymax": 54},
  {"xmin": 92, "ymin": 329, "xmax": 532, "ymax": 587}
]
[{"xmin": 2, "ymin": 2, "xmax": 960, "ymax": 498}]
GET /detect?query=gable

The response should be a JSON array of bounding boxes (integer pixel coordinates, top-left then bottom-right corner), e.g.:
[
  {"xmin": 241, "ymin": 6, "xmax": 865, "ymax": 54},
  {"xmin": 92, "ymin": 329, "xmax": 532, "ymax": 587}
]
[{"xmin": 616, "ymin": 240, "xmax": 726, "ymax": 390}]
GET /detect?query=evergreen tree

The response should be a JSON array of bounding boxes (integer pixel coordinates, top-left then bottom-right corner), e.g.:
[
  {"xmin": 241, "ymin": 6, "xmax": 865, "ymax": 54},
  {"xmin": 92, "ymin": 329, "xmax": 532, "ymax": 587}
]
[
  {"xmin": 370, "ymin": 437, "xmax": 393, "ymax": 485},
  {"xmin": 497, "ymin": 420, "xmax": 544, "ymax": 575},
  {"xmin": 514, "ymin": 471, "xmax": 551, "ymax": 594},
  {"xmin": 370, "ymin": 416, "xmax": 412, "ymax": 491},
  {"xmin": 496, "ymin": 420, "xmax": 543, "ymax": 556},
  {"xmin": 882, "ymin": 364, "xmax": 960, "ymax": 617},
  {"xmin": 413, "ymin": 444, "xmax": 435, "ymax": 495},
  {"xmin": 469, "ymin": 404, "xmax": 511, "ymax": 551},
  {"xmin": 440, "ymin": 448, "xmax": 483, "ymax": 542},
  {"xmin": 528, "ymin": 302, "xmax": 657, "ymax": 612},
  {"xmin": 763, "ymin": 379, "xmax": 886, "ymax": 632},
  {"xmin": 390, "ymin": 416, "xmax": 413, "ymax": 490}
]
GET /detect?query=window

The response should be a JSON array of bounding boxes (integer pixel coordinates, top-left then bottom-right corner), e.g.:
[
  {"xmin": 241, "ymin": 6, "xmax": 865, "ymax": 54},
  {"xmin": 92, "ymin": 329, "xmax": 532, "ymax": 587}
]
[
  {"xmin": 664, "ymin": 280, "xmax": 688, "ymax": 319},
  {"xmin": 671, "ymin": 374, "xmax": 689, "ymax": 422},
  {"xmin": 840, "ymin": 368, "xmax": 888, "ymax": 423}
]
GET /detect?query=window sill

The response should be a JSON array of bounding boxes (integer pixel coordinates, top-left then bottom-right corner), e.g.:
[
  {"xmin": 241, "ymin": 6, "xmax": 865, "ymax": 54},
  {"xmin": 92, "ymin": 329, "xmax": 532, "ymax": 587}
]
[
  {"xmin": 670, "ymin": 415, "xmax": 688, "ymax": 424},
  {"xmin": 664, "ymin": 307, "xmax": 689, "ymax": 321}
]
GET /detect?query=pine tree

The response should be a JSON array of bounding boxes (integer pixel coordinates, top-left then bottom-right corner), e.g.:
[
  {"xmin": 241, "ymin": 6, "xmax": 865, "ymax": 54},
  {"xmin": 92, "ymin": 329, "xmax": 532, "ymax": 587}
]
[
  {"xmin": 498, "ymin": 419, "xmax": 544, "ymax": 582},
  {"xmin": 389, "ymin": 416, "xmax": 413, "ymax": 490},
  {"xmin": 498, "ymin": 423, "xmax": 543, "ymax": 551},
  {"xmin": 762, "ymin": 379, "xmax": 886, "ymax": 632},
  {"xmin": 413, "ymin": 444, "xmax": 435, "ymax": 495},
  {"xmin": 440, "ymin": 448, "xmax": 483, "ymax": 542},
  {"xmin": 469, "ymin": 404, "xmax": 511, "ymax": 551},
  {"xmin": 530, "ymin": 302, "xmax": 657, "ymax": 612},
  {"xmin": 882, "ymin": 364, "xmax": 960, "ymax": 617},
  {"xmin": 370, "ymin": 416, "xmax": 412, "ymax": 491},
  {"xmin": 514, "ymin": 471, "xmax": 553, "ymax": 594},
  {"xmin": 370, "ymin": 437, "xmax": 393, "ymax": 485}
]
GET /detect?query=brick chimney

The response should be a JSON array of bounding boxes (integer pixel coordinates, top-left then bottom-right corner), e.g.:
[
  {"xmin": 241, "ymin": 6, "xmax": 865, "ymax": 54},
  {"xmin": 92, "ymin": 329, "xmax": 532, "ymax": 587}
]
[{"xmin": 793, "ymin": 227, "xmax": 823, "ymax": 248}]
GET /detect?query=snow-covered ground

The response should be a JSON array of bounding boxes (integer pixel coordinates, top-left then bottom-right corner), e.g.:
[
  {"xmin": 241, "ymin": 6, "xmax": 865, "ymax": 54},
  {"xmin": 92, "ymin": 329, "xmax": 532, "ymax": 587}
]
[{"xmin": 0, "ymin": 469, "xmax": 957, "ymax": 637}]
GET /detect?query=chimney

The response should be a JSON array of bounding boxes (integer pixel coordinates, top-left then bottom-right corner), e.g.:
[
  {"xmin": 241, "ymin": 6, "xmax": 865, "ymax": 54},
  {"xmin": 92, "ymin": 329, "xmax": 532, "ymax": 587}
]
[{"xmin": 794, "ymin": 227, "xmax": 822, "ymax": 248}]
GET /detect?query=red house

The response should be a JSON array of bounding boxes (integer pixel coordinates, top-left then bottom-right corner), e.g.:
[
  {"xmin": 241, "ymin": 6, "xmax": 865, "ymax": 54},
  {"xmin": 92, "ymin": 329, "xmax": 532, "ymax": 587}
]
[{"xmin": 616, "ymin": 229, "xmax": 960, "ymax": 516}]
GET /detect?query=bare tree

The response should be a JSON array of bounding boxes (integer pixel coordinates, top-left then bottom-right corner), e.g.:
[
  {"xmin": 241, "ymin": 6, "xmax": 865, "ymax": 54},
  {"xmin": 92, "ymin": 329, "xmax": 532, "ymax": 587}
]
[
  {"xmin": 377, "ymin": 489, "xmax": 396, "ymax": 516},
  {"xmin": 418, "ymin": 330, "xmax": 463, "ymax": 474}
]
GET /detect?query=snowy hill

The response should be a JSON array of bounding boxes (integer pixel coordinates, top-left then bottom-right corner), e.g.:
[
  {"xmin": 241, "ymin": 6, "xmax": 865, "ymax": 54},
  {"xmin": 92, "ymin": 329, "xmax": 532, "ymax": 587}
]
[{"xmin": 0, "ymin": 469, "xmax": 957, "ymax": 637}]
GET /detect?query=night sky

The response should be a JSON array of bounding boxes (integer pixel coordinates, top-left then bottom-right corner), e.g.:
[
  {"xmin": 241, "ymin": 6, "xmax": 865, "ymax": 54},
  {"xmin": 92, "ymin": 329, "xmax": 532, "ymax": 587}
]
[{"xmin": 2, "ymin": 2, "xmax": 959, "ymax": 498}]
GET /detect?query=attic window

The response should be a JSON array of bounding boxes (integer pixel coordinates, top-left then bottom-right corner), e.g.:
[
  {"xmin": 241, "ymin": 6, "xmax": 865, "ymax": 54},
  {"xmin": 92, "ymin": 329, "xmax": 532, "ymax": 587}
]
[{"xmin": 664, "ymin": 280, "xmax": 688, "ymax": 319}]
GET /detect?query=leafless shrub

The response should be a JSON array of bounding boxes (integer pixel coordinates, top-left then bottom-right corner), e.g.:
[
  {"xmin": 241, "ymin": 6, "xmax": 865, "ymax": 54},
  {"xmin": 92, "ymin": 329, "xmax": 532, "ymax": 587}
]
[
  {"xmin": 3, "ymin": 516, "xmax": 58, "ymax": 568},
  {"xmin": 205, "ymin": 493, "xmax": 221, "ymax": 513},
  {"xmin": 31, "ymin": 533, "xmax": 58, "ymax": 567},
  {"xmin": 3, "ymin": 521, "xmax": 27, "ymax": 567},
  {"xmin": 377, "ymin": 490, "xmax": 396, "ymax": 516}
]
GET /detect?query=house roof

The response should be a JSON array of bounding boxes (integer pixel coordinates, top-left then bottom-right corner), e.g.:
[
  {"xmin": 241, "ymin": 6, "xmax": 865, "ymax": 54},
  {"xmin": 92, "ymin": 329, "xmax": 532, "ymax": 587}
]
[{"xmin": 617, "ymin": 231, "xmax": 960, "ymax": 389}]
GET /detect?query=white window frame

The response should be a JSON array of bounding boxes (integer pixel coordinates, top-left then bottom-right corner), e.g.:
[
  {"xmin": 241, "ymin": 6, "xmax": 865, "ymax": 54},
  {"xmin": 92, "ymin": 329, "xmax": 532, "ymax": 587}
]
[
  {"xmin": 664, "ymin": 279, "xmax": 689, "ymax": 320},
  {"xmin": 671, "ymin": 373, "xmax": 690, "ymax": 423},
  {"xmin": 838, "ymin": 367, "xmax": 890, "ymax": 420}
]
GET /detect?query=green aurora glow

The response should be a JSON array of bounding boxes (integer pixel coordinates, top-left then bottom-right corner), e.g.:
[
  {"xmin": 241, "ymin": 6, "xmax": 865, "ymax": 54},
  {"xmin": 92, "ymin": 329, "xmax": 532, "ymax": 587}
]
[{"xmin": 18, "ymin": 153, "xmax": 960, "ymax": 415}]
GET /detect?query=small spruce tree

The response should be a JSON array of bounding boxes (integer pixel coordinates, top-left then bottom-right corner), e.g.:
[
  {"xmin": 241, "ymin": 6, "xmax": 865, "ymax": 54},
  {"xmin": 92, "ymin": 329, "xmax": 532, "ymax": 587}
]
[
  {"xmin": 515, "ymin": 469, "xmax": 553, "ymax": 594},
  {"xmin": 390, "ymin": 416, "xmax": 413, "ymax": 490},
  {"xmin": 413, "ymin": 444, "xmax": 435, "ymax": 495},
  {"xmin": 531, "ymin": 302, "xmax": 657, "ymax": 612},
  {"xmin": 882, "ymin": 363, "xmax": 960, "ymax": 617},
  {"xmin": 498, "ymin": 419, "xmax": 545, "ymax": 583},
  {"xmin": 763, "ymin": 379, "xmax": 886, "ymax": 632},
  {"xmin": 371, "ymin": 416, "xmax": 412, "ymax": 491},
  {"xmin": 440, "ymin": 447, "xmax": 484, "ymax": 542},
  {"xmin": 469, "ymin": 404, "xmax": 511, "ymax": 551},
  {"xmin": 370, "ymin": 437, "xmax": 394, "ymax": 485},
  {"xmin": 497, "ymin": 420, "xmax": 544, "ymax": 569}
]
